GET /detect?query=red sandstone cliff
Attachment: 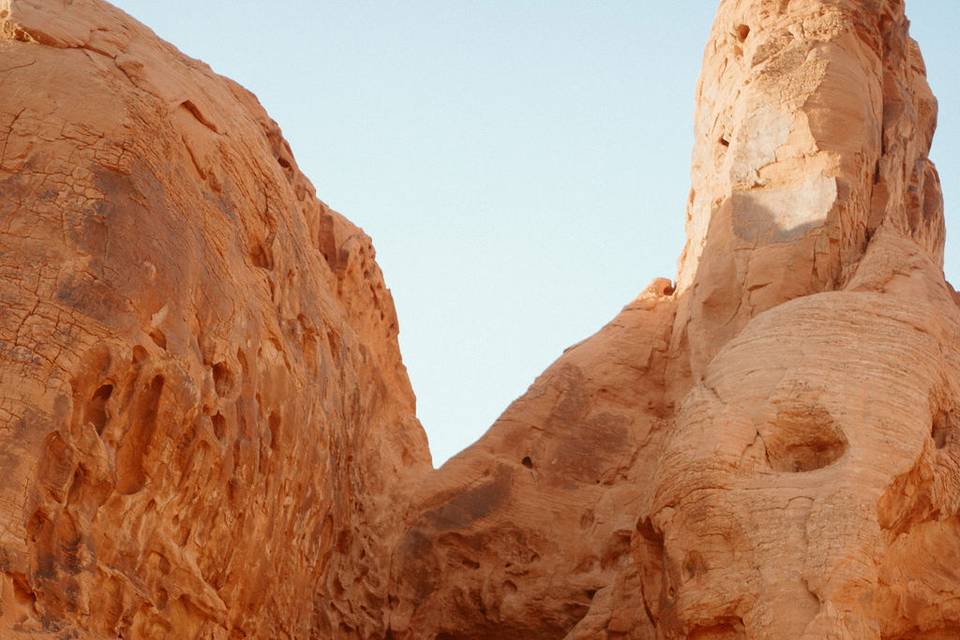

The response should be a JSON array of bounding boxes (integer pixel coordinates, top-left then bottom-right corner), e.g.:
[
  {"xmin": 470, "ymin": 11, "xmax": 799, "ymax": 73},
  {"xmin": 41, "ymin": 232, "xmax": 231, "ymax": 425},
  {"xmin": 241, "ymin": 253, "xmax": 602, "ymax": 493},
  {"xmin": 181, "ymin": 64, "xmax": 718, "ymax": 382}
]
[
  {"xmin": 1, "ymin": 0, "xmax": 957, "ymax": 639},
  {"xmin": 0, "ymin": 1, "xmax": 429, "ymax": 637},
  {"xmin": 388, "ymin": 1, "xmax": 958, "ymax": 638}
]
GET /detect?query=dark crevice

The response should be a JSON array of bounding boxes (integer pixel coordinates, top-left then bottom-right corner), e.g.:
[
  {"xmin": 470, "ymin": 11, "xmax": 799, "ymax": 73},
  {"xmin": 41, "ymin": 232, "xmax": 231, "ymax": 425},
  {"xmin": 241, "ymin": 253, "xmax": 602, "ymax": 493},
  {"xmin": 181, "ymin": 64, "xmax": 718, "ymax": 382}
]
[{"xmin": 85, "ymin": 383, "xmax": 114, "ymax": 435}]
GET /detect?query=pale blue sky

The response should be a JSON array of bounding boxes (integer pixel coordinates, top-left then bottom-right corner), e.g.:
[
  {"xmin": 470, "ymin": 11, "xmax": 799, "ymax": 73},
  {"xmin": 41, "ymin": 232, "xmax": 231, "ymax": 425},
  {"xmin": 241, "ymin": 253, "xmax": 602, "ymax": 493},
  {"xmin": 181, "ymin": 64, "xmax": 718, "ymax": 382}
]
[{"xmin": 113, "ymin": 1, "xmax": 957, "ymax": 465}]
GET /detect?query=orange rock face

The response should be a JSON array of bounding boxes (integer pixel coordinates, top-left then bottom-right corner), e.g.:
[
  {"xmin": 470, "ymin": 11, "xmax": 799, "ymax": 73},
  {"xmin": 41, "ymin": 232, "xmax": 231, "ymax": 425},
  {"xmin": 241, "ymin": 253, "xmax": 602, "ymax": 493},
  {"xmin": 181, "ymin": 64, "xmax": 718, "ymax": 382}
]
[
  {"xmin": 0, "ymin": 1, "xmax": 429, "ymax": 637},
  {"xmin": 387, "ymin": 0, "xmax": 958, "ymax": 638},
  {"xmin": 0, "ymin": 0, "xmax": 956, "ymax": 639}
]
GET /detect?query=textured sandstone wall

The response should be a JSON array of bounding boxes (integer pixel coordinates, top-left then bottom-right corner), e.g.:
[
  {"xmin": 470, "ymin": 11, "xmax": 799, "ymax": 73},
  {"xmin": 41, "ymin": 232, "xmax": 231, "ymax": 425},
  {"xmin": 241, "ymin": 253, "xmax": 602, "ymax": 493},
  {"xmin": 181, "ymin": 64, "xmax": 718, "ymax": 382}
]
[
  {"xmin": 388, "ymin": 277, "xmax": 678, "ymax": 639},
  {"xmin": 673, "ymin": 0, "xmax": 943, "ymax": 380},
  {"xmin": 0, "ymin": 1, "xmax": 429, "ymax": 637},
  {"xmin": 387, "ymin": 1, "xmax": 959, "ymax": 639},
  {"xmin": 0, "ymin": 0, "xmax": 957, "ymax": 639}
]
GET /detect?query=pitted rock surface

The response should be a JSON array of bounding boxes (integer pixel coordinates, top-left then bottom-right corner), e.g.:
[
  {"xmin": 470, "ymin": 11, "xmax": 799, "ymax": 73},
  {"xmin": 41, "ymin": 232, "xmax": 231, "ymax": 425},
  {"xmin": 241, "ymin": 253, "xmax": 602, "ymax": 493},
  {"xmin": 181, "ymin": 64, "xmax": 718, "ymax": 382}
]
[{"xmin": 1, "ymin": 0, "xmax": 957, "ymax": 639}]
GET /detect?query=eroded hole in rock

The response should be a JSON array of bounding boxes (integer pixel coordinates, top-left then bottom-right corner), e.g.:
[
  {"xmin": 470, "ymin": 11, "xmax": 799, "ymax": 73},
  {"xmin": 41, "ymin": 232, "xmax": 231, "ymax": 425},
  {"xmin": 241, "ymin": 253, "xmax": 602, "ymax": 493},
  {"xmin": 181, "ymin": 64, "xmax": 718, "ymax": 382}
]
[
  {"xmin": 250, "ymin": 241, "xmax": 274, "ymax": 270},
  {"xmin": 764, "ymin": 405, "xmax": 848, "ymax": 472},
  {"xmin": 212, "ymin": 362, "xmax": 233, "ymax": 397},
  {"xmin": 132, "ymin": 345, "xmax": 148, "ymax": 364},
  {"xmin": 10, "ymin": 573, "xmax": 35, "ymax": 606},
  {"xmin": 778, "ymin": 438, "xmax": 847, "ymax": 472},
  {"xmin": 116, "ymin": 375, "xmax": 164, "ymax": 495},
  {"xmin": 86, "ymin": 383, "xmax": 114, "ymax": 435},
  {"xmin": 932, "ymin": 411, "xmax": 951, "ymax": 448},
  {"xmin": 176, "ymin": 521, "xmax": 191, "ymax": 547},
  {"xmin": 148, "ymin": 328, "xmax": 167, "ymax": 350},
  {"xmin": 735, "ymin": 24, "xmax": 750, "ymax": 42},
  {"xmin": 719, "ymin": 136, "xmax": 730, "ymax": 147},
  {"xmin": 211, "ymin": 413, "xmax": 227, "ymax": 441},
  {"xmin": 690, "ymin": 618, "xmax": 746, "ymax": 640},
  {"xmin": 636, "ymin": 516, "xmax": 661, "ymax": 541},
  {"xmin": 179, "ymin": 99, "xmax": 219, "ymax": 133},
  {"xmin": 521, "ymin": 456, "xmax": 533, "ymax": 469},
  {"xmin": 26, "ymin": 508, "xmax": 47, "ymax": 542}
]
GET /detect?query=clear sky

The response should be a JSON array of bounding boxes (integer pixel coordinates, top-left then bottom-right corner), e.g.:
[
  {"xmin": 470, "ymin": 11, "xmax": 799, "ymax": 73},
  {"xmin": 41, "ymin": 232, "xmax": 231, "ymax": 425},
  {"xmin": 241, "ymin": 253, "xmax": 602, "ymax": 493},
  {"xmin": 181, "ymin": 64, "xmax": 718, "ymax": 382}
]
[{"xmin": 113, "ymin": 1, "xmax": 957, "ymax": 466}]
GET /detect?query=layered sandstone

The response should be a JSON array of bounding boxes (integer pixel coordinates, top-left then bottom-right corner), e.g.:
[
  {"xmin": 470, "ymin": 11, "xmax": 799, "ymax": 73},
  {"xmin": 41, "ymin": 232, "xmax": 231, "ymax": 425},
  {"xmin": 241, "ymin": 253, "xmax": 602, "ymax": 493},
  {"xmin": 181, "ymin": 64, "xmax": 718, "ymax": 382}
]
[
  {"xmin": 387, "ymin": 0, "xmax": 958, "ymax": 638},
  {"xmin": 0, "ymin": 0, "xmax": 957, "ymax": 639}
]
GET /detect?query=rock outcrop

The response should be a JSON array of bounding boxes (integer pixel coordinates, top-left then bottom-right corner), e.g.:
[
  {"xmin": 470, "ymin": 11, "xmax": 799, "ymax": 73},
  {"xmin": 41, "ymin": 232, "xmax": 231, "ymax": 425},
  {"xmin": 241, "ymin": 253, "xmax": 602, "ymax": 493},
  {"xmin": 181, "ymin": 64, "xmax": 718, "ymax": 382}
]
[
  {"xmin": 387, "ymin": 0, "xmax": 958, "ymax": 638},
  {"xmin": 0, "ymin": 0, "xmax": 957, "ymax": 639},
  {"xmin": 0, "ymin": 1, "xmax": 429, "ymax": 637}
]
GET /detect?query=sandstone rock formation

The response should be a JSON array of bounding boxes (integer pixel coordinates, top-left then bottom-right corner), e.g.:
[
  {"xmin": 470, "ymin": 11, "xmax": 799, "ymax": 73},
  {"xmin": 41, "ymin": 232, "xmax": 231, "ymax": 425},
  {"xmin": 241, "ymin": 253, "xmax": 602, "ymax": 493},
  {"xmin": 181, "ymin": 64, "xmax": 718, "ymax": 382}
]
[
  {"xmin": 0, "ymin": 0, "xmax": 957, "ymax": 639},
  {"xmin": 0, "ymin": 1, "xmax": 430, "ymax": 637},
  {"xmin": 388, "ymin": 0, "xmax": 959, "ymax": 637}
]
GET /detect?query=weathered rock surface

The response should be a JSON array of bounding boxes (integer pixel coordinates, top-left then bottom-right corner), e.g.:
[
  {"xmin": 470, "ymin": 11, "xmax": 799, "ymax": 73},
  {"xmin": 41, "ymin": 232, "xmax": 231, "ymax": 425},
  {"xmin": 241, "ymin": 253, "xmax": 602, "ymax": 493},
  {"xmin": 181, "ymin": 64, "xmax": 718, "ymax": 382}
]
[
  {"xmin": 0, "ymin": 0, "xmax": 429, "ymax": 637},
  {"xmin": 387, "ymin": 0, "xmax": 959, "ymax": 638},
  {"xmin": 0, "ymin": 0, "xmax": 956, "ymax": 639}
]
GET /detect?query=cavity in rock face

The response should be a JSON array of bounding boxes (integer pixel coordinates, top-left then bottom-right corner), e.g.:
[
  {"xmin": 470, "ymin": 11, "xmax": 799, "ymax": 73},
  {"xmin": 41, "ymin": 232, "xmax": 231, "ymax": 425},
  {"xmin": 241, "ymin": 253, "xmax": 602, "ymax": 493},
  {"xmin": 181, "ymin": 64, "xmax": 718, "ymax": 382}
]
[
  {"xmin": 0, "ymin": 0, "xmax": 957, "ymax": 639},
  {"xmin": 385, "ymin": 0, "xmax": 959, "ymax": 638}
]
